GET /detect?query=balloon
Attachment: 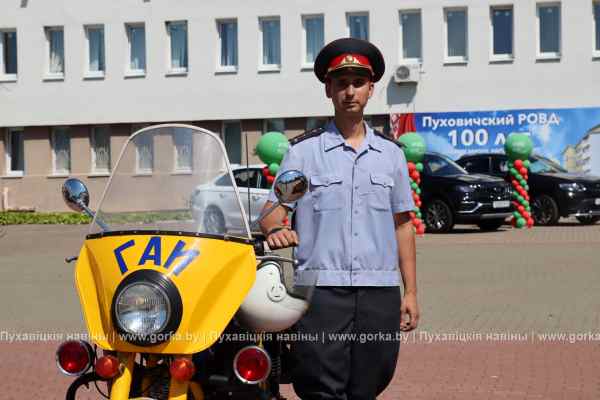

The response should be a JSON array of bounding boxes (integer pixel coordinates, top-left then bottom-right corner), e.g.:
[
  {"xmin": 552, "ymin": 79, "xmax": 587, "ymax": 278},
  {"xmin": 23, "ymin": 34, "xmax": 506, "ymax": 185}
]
[
  {"xmin": 514, "ymin": 159, "xmax": 523, "ymax": 169},
  {"xmin": 262, "ymin": 166, "xmax": 270, "ymax": 176},
  {"xmin": 518, "ymin": 205, "xmax": 525, "ymax": 213},
  {"xmin": 266, "ymin": 175, "xmax": 275, "ymax": 184},
  {"xmin": 516, "ymin": 218, "xmax": 526, "ymax": 228},
  {"xmin": 415, "ymin": 187, "xmax": 421, "ymax": 195},
  {"xmin": 398, "ymin": 133, "xmax": 426, "ymax": 163},
  {"xmin": 416, "ymin": 163, "xmax": 424, "ymax": 172},
  {"xmin": 519, "ymin": 167, "xmax": 528, "ymax": 176},
  {"xmin": 527, "ymin": 218, "xmax": 534, "ymax": 226},
  {"xmin": 407, "ymin": 162, "xmax": 416, "ymax": 171},
  {"xmin": 256, "ymin": 132, "xmax": 289, "ymax": 166},
  {"xmin": 510, "ymin": 167, "xmax": 518, "ymax": 176},
  {"xmin": 522, "ymin": 212, "xmax": 530, "ymax": 219},
  {"xmin": 523, "ymin": 160, "xmax": 531, "ymax": 169},
  {"xmin": 513, "ymin": 211, "xmax": 521, "ymax": 219},
  {"xmin": 416, "ymin": 225, "xmax": 426, "ymax": 235},
  {"xmin": 511, "ymin": 218, "xmax": 517, "ymax": 227},
  {"xmin": 505, "ymin": 133, "xmax": 533, "ymax": 161},
  {"xmin": 268, "ymin": 163, "xmax": 280, "ymax": 175}
]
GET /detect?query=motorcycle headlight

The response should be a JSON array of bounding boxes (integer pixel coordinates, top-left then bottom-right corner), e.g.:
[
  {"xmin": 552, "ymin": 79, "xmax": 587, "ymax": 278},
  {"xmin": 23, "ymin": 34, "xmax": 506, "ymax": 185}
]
[
  {"xmin": 559, "ymin": 183, "xmax": 586, "ymax": 192},
  {"xmin": 111, "ymin": 270, "xmax": 182, "ymax": 346},
  {"xmin": 115, "ymin": 283, "xmax": 170, "ymax": 336}
]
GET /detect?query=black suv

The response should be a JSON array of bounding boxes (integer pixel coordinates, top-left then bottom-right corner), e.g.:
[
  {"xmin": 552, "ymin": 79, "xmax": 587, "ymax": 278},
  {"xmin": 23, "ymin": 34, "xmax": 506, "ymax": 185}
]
[
  {"xmin": 420, "ymin": 152, "xmax": 513, "ymax": 233},
  {"xmin": 457, "ymin": 153, "xmax": 600, "ymax": 225}
]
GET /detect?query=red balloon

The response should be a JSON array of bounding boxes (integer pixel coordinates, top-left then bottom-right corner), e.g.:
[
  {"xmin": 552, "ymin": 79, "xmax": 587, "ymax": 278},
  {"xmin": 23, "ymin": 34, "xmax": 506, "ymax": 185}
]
[
  {"xmin": 518, "ymin": 205, "xmax": 525, "ymax": 213},
  {"xmin": 519, "ymin": 167, "xmax": 527, "ymax": 176},
  {"xmin": 512, "ymin": 201, "xmax": 520, "ymax": 208},
  {"xmin": 407, "ymin": 162, "xmax": 416, "ymax": 172},
  {"xmin": 511, "ymin": 218, "xmax": 517, "ymax": 227},
  {"xmin": 514, "ymin": 159, "xmax": 523, "ymax": 169},
  {"xmin": 512, "ymin": 179, "xmax": 519, "ymax": 187},
  {"xmin": 416, "ymin": 200, "xmax": 422, "ymax": 208},
  {"xmin": 416, "ymin": 225, "xmax": 426, "ymax": 235},
  {"xmin": 527, "ymin": 218, "xmax": 534, "ymax": 226},
  {"xmin": 262, "ymin": 166, "xmax": 270, "ymax": 175},
  {"xmin": 266, "ymin": 175, "xmax": 275, "ymax": 184},
  {"xmin": 410, "ymin": 171, "xmax": 420, "ymax": 181},
  {"xmin": 522, "ymin": 212, "xmax": 530, "ymax": 219},
  {"xmin": 409, "ymin": 212, "xmax": 416, "ymax": 219}
]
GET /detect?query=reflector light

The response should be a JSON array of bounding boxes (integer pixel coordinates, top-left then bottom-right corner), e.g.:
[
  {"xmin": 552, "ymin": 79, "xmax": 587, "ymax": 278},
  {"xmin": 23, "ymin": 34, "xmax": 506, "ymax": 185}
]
[
  {"xmin": 170, "ymin": 357, "xmax": 196, "ymax": 382},
  {"xmin": 56, "ymin": 341, "xmax": 92, "ymax": 376},
  {"xmin": 95, "ymin": 355, "xmax": 121, "ymax": 379},
  {"xmin": 233, "ymin": 346, "xmax": 271, "ymax": 384}
]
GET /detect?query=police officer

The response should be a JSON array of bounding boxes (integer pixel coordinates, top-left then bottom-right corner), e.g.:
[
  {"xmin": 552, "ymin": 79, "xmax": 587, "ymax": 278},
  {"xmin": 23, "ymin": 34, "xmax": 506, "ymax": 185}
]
[{"xmin": 259, "ymin": 38, "xmax": 419, "ymax": 400}]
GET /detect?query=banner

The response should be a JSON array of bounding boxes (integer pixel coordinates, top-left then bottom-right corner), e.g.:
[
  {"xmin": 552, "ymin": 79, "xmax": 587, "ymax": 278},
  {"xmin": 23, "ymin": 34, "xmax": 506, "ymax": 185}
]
[{"xmin": 390, "ymin": 107, "xmax": 600, "ymax": 174}]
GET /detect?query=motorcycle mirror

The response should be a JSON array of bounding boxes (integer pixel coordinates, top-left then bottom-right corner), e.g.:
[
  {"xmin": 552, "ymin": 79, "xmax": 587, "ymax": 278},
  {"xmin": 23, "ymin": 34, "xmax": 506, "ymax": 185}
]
[
  {"xmin": 273, "ymin": 170, "xmax": 308, "ymax": 204},
  {"xmin": 62, "ymin": 178, "xmax": 90, "ymax": 213}
]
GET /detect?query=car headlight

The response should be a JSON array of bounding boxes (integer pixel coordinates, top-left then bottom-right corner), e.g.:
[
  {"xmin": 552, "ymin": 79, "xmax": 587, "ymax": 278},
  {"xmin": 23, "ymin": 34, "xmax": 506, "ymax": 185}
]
[
  {"xmin": 559, "ymin": 183, "xmax": 586, "ymax": 192},
  {"xmin": 456, "ymin": 185, "xmax": 476, "ymax": 193},
  {"xmin": 112, "ymin": 270, "xmax": 182, "ymax": 346},
  {"xmin": 115, "ymin": 283, "xmax": 170, "ymax": 336}
]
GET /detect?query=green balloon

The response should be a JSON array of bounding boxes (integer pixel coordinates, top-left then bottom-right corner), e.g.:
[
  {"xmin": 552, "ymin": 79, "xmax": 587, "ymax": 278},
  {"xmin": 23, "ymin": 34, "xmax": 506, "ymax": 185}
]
[
  {"xmin": 410, "ymin": 182, "xmax": 418, "ymax": 189},
  {"xmin": 416, "ymin": 162, "xmax": 424, "ymax": 172},
  {"xmin": 505, "ymin": 133, "xmax": 533, "ymax": 161},
  {"xmin": 524, "ymin": 185, "xmax": 529, "ymax": 191},
  {"xmin": 397, "ymin": 133, "xmax": 426, "ymax": 163},
  {"xmin": 516, "ymin": 218, "xmax": 526, "ymax": 228},
  {"xmin": 519, "ymin": 179, "xmax": 526, "ymax": 186},
  {"xmin": 256, "ymin": 132, "xmax": 289, "ymax": 166},
  {"xmin": 523, "ymin": 160, "xmax": 531, "ymax": 168},
  {"xmin": 517, "ymin": 194, "xmax": 523, "ymax": 202},
  {"xmin": 526, "ymin": 206, "xmax": 531, "ymax": 212},
  {"xmin": 513, "ymin": 211, "xmax": 521, "ymax": 219},
  {"xmin": 510, "ymin": 167, "xmax": 518, "ymax": 176},
  {"xmin": 416, "ymin": 187, "xmax": 421, "ymax": 195},
  {"xmin": 268, "ymin": 163, "xmax": 280, "ymax": 175}
]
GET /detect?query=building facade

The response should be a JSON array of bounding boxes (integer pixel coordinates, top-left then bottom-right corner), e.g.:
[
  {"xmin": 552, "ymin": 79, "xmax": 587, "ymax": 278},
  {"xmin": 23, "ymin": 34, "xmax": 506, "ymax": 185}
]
[
  {"xmin": 1, "ymin": 0, "xmax": 600, "ymax": 211},
  {"xmin": 575, "ymin": 126, "xmax": 600, "ymax": 175}
]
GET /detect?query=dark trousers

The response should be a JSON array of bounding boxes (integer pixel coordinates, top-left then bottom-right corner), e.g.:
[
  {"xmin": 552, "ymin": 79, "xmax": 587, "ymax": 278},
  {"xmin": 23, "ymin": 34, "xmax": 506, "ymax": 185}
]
[{"xmin": 290, "ymin": 286, "xmax": 401, "ymax": 400}]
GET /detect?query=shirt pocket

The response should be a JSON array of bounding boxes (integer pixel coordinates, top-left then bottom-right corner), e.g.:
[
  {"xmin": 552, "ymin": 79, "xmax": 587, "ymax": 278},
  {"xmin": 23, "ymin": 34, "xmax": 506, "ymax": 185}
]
[
  {"xmin": 310, "ymin": 174, "xmax": 344, "ymax": 212},
  {"xmin": 367, "ymin": 173, "xmax": 394, "ymax": 211}
]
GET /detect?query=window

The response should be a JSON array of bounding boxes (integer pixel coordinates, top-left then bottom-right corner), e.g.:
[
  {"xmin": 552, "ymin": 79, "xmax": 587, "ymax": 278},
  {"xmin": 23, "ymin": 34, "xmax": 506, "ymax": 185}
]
[
  {"xmin": 593, "ymin": 2, "xmax": 600, "ymax": 56},
  {"xmin": 444, "ymin": 8, "xmax": 468, "ymax": 63},
  {"xmin": 217, "ymin": 20, "xmax": 238, "ymax": 72},
  {"xmin": 425, "ymin": 154, "xmax": 466, "ymax": 176},
  {"xmin": 233, "ymin": 169, "xmax": 259, "ymax": 189},
  {"xmin": 347, "ymin": 13, "xmax": 369, "ymax": 40},
  {"xmin": 0, "ymin": 30, "xmax": 17, "ymax": 81},
  {"xmin": 173, "ymin": 128, "xmax": 193, "ymax": 172},
  {"xmin": 259, "ymin": 17, "xmax": 281, "ymax": 69},
  {"xmin": 126, "ymin": 23, "xmax": 146, "ymax": 76},
  {"xmin": 5, "ymin": 128, "xmax": 24, "ymax": 176},
  {"xmin": 491, "ymin": 6, "xmax": 513, "ymax": 60},
  {"xmin": 306, "ymin": 117, "xmax": 328, "ymax": 131},
  {"xmin": 134, "ymin": 132, "xmax": 153, "ymax": 174},
  {"xmin": 223, "ymin": 121, "xmax": 242, "ymax": 164},
  {"xmin": 492, "ymin": 157, "xmax": 509, "ymax": 175},
  {"xmin": 399, "ymin": 10, "xmax": 422, "ymax": 61},
  {"xmin": 51, "ymin": 127, "xmax": 70, "ymax": 175},
  {"xmin": 90, "ymin": 126, "xmax": 111, "ymax": 174},
  {"xmin": 85, "ymin": 25, "xmax": 105, "ymax": 78},
  {"xmin": 167, "ymin": 21, "xmax": 188, "ymax": 74},
  {"xmin": 263, "ymin": 118, "xmax": 285, "ymax": 134},
  {"xmin": 537, "ymin": 3, "xmax": 561, "ymax": 59},
  {"xmin": 45, "ymin": 27, "xmax": 64, "ymax": 78},
  {"xmin": 302, "ymin": 15, "xmax": 324, "ymax": 66},
  {"xmin": 462, "ymin": 157, "xmax": 490, "ymax": 174}
]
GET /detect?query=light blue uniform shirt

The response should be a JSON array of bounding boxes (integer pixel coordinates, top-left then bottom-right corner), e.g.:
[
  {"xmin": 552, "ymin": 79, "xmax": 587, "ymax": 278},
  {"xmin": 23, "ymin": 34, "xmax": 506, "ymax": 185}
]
[{"xmin": 268, "ymin": 121, "xmax": 415, "ymax": 287}]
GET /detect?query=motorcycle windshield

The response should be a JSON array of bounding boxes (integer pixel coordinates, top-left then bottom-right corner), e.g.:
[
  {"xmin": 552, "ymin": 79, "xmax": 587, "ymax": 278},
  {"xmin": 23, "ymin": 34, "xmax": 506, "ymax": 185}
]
[{"xmin": 90, "ymin": 124, "xmax": 251, "ymax": 238}]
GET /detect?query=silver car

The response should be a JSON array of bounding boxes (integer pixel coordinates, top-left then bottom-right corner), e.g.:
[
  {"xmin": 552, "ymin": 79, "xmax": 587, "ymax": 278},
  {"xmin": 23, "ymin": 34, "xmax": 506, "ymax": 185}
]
[{"xmin": 191, "ymin": 164, "xmax": 271, "ymax": 234}]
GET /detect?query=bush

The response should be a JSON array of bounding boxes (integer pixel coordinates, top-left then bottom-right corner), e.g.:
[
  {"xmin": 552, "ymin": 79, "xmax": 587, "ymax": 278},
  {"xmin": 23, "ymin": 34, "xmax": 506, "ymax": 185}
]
[{"xmin": 0, "ymin": 211, "xmax": 92, "ymax": 225}]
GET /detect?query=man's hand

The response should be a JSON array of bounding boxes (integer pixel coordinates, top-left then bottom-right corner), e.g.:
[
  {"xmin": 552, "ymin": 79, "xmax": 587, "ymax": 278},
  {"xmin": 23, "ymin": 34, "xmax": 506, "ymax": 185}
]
[
  {"xmin": 266, "ymin": 227, "xmax": 299, "ymax": 249},
  {"xmin": 400, "ymin": 292, "xmax": 419, "ymax": 331}
]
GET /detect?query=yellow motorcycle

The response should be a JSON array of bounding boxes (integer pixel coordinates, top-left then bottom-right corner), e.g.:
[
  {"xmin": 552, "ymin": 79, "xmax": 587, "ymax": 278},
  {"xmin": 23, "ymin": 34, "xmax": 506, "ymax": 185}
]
[{"xmin": 56, "ymin": 124, "xmax": 313, "ymax": 400}]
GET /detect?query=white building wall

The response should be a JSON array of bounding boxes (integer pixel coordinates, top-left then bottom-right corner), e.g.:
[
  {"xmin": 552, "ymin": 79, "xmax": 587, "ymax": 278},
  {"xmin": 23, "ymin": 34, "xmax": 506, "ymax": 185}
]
[
  {"xmin": 1, "ymin": 0, "xmax": 599, "ymax": 128},
  {"xmin": 589, "ymin": 133, "xmax": 600, "ymax": 176}
]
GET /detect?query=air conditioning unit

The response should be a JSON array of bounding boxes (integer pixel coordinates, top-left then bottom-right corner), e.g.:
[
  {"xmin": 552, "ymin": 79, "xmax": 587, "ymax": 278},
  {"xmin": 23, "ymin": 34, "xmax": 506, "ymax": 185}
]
[{"xmin": 393, "ymin": 64, "xmax": 420, "ymax": 84}]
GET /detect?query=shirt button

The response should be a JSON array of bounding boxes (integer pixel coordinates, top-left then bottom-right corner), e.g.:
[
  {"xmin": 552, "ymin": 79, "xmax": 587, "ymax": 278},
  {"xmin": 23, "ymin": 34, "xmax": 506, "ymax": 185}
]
[
  {"xmin": 354, "ymin": 210, "xmax": 359, "ymax": 215},
  {"xmin": 354, "ymin": 232, "xmax": 358, "ymax": 237},
  {"xmin": 354, "ymin": 185, "xmax": 359, "ymax": 190}
]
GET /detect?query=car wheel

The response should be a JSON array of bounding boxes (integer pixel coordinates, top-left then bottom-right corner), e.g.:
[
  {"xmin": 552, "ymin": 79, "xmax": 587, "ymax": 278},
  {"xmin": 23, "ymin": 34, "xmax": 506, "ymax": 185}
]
[
  {"xmin": 531, "ymin": 195, "xmax": 559, "ymax": 226},
  {"xmin": 424, "ymin": 199, "xmax": 455, "ymax": 233},
  {"xmin": 477, "ymin": 219, "xmax": 505, "ymax": 231},
  {"xmin": 203, "ymin": 206, "xmax": 226, "ymax": 234},
  {"xmin": 575, "ymin": 216, "xmax": 600, "ymax": 225}
]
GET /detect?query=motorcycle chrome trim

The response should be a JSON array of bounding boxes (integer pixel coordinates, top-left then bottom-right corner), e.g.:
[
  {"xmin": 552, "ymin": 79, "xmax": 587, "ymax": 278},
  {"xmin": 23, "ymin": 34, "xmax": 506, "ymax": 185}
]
[
  {"xmin": 232, "ymin": 345, "xmax": 272, "ymax": 385},
  {"xmin": 93, "ymin": 124, "xmax": 253, "ymax": 238},
  {"xmin": 55, "ymin": 340, "xmax": 94, "ymax": 377}
]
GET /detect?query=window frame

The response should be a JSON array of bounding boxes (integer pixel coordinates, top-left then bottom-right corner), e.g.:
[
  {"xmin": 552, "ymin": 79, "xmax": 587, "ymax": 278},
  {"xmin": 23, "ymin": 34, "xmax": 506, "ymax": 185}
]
[
  {"xmin": 0, "ymin": 29, "xmax": 18, "ymax": 82},
  {"xmin": 593, "ymin": 1, "xmax": 600, "ymax": 58},
  {"xmin": 258, "ymin": 16, "xmax": 282, "ymax": 72},
  {"xmin": 132, "ymin": 124, "xmax": 154, "ymax": 175},
  {"xmin": 44, "ymin": 26, "xmax": 65, "ymax": 81},
  {"xmin": 263, "ymin": 118, "xmax": 285, "ymax": 134},
  {"xmin": 4, "ymin": 127, "xmax": 24, "ymax": 177},
  {"xmin": 84, "ymin": 24, "xmax": 106, "ymax": 79},
  {"xmin": 301, "ymin": 14, "xmax": 325, "ymax": 70},
  {"xmin": 216, "ymin": 18, "xmax": 239, "ymax": 73},
  {"xmin": 443, "ymin": 7, "xmax": 469, "ymax": 64},
  {"xmin": 90, "ymin": 126, "xmax": 111, "ymax": 175},
  {"xmin": 398, "ymin": 9, "xmax": 423, "ymax": 63},
  {"xmin": 50, "ymin": 126, "xmax": 71, "ymax": 176},
  {"xmin": 536, "ymin": 2, "xmax": 562, "ymax": 60},
  {"xmin": 346, "ymin": 12, "xmax": 369, "ymax": 41},
  {"xmin": 125, "ymin": 22, "xmax": 146, "ymax": 77},
  {"xmin": 489, "ymin": 5, "xmax": 514, "ymax": 62},
  {"xmin": 172, "ymin": 128, "xmax": 193, "ymax": 174},
  {"xmin": 166, "ymin": 20, "xmax": 189, "ymax": 76}
]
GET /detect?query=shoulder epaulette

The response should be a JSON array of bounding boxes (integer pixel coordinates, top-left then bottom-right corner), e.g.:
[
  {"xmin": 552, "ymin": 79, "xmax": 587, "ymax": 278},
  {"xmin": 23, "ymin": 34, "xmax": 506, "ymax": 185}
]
[
  {"xmin": 373, "ymin": 130, "xmax": 404, "ymax": 150},
  {"xmin": 289, "ymin": 127, "xmax": 326, "ymax": 146}
]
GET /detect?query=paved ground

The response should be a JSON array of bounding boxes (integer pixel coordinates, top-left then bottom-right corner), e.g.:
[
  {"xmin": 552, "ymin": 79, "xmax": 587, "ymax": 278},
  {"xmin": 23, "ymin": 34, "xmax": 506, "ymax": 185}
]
[{"xmin": 1, "ymin": 221, "xmax": 599, "ymax": 399}]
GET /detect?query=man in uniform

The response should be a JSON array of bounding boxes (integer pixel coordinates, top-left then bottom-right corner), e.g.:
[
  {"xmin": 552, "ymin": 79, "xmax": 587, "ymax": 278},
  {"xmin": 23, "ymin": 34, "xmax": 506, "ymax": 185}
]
[{"xmin": 259, "ymin": 38, "xmax": 419, "ymax": 400}]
